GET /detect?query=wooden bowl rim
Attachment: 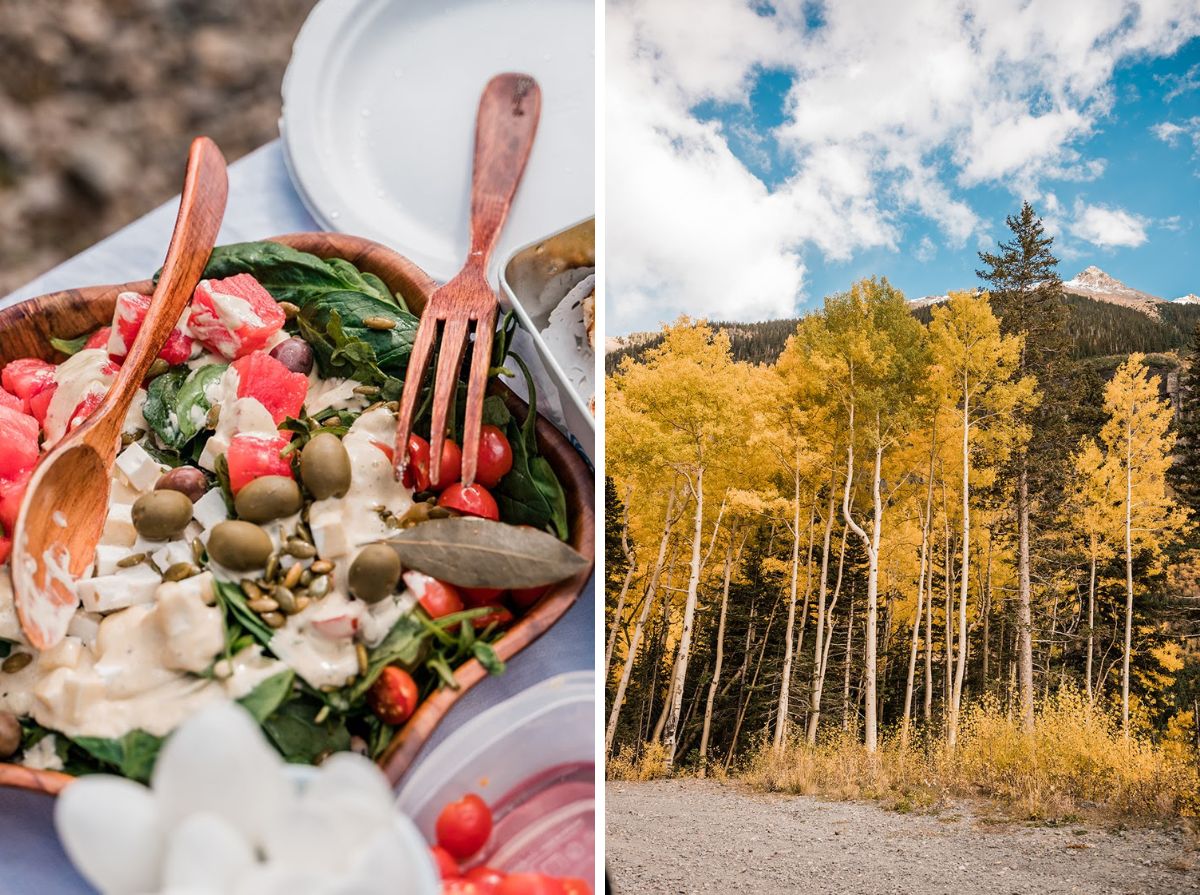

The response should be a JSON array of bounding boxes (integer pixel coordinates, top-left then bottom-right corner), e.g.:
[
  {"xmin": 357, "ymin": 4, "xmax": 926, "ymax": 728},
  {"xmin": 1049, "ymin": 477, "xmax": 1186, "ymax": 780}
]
[{"xmin": 0, "ymin": 232, "xmax": 595, "ymax": 795}]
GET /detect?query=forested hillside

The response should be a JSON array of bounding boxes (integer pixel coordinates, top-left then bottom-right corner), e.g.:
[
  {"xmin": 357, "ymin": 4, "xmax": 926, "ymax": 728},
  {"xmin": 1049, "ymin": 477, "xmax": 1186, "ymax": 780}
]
[
  {"xmin": 604, "ymin": 206, "xmax": 1200, "ymax": 821},
  {"xmin": 606, "ymin": 286, "xmax": 1200, "ymax": 373}
]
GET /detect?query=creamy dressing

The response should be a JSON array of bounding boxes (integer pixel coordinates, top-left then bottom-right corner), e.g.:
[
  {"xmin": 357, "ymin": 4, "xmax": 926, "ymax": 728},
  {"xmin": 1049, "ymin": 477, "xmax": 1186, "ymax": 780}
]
[
  {"xmin": 202, "ymin": 282, "xmax": 264, "ymax": 329},
  {"xmin": 43, "ymin": 349, "xmax": 116, "ymax": 446}
]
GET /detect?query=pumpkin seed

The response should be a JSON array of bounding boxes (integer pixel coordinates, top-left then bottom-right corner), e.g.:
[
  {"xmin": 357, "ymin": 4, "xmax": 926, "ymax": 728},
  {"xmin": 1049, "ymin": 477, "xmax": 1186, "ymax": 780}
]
[
  {"xmin": 121, "ymin": 432, "xmax": 138, "ymax": 447},
  {"xmin": 285, "ymin": 537, "xmax": 316, "ymax": 559},
  {"xmin": 117, "ymin": 552, "xmax": 147, "ymax": 569},
  {"xmin": 146, "ymin": 358, "xmax": 170, "ymax": 379},
  {"xmin": 355, "ymin": 643, "xmax": 369, "ymax": 676},
  {"xmin": 310, "ymin": 560, "xmax": 334, "ymax": 576},
  {"xmin": 261, "ymin": 611, "xmax": 286, "ymax": 629},
  {"xmin": 191, "ymin": 538, "xmax": 206, "ymax": 564},
  {"xmin": 281, "ymin": 563, "xmax": 303, "ymax": 590},
  {"xmin": 241, "ymin": 579, "xmax": 264, "ymax": 600},
  {"xmin": 205, "ymin": 403, "xmax": 221, "ymax": 429},
  {"xmin": 279, "ymin": 301, "xmax": 300, "ymax": 319},
  {"xmin": 294, "ymin": 596, "xmax": 311, "ymax": 613},
  {"xmin": 2, "ymin": 653, "xmax": 32, "ymax": 674},
  {"xmin": 265, "ymin": 553, "xmax": 280, "ymax": 582},
  {"xmin": 363, "ymin": 316, "xmax": 396, "ymax": 331},
  {"xmin": 300, "ymin": 569, "xmax": 314, "ymax": 587},
  {"xmin": 273, "ymin": 585, "xmax": 298, "ymax": 614},
  {"xmin": 248, "ymin": 597, "xmax": 280, "ymax": 614},
  {"xmin": 352, "ymin": 385, "xmax": 380, "ymax": 397},
  {"xmin": 162, "ymin": 562, "xmax": 200, "ymax": 582},
  {"xmin": 308, "ymin": 576, "xmax": 330, "ymax": 598}
]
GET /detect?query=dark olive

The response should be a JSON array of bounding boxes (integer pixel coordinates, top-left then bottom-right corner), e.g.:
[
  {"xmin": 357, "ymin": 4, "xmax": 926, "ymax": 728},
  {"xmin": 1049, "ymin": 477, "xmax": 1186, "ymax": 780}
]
[
  {"xmin": 132, "ymin": 490, "xmax": 194, "ymax": 540},
  {"xmin": 156, "ymin": 466, "xmax": 209, "ymax": 503},
  {"xmin": 269, "ymin": 337, "xmax": 314, "ymax": 375},
  {"xmin": 235, "ymin": 476, "xmax": 303, "ymax": 523},
  {"xmin": 0, "ymin": 712, "xmax": 18, "ymax": 759},
  {"xmin": 300, "ymin": 433, "xmax": 352, "ymax": 500},
  {"xmin": 207, "ymin": 521, "xmax": 273, "ymax": 571},
  {"xmin": 348, "ymin": 543, "xmax": 402, "ymax": 604}
]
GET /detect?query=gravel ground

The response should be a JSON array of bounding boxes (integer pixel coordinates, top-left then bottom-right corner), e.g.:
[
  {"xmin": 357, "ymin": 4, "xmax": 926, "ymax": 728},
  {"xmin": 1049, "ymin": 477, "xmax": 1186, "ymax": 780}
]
[
  {"xmin": 0, "ymin": 0, "xmax": 317, "ymax": 296},
  {"xmin": 607, "ymin": 779, "xmax": 1200, "ymax": 895}
]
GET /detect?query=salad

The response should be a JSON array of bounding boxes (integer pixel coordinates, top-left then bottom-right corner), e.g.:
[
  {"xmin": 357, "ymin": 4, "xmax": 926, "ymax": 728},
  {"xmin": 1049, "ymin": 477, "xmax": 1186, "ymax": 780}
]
[{"xmin": 0, "ymin": 241, "xmax": 581, "ymax": 782}]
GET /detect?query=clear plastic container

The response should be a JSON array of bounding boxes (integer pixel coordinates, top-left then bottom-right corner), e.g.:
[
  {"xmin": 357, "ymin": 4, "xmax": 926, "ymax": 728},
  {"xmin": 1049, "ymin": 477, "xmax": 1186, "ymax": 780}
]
[{"xmin": 395, "ymin": 671, "xmax": 595, "ymax": 881}]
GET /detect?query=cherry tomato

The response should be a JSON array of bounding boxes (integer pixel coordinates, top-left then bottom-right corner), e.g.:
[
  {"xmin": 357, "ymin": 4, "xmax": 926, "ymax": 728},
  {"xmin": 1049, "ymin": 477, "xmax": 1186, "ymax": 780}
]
[
  {"xmin": 407, "ymin": 571, "xmax": 465, "ymax": 619},
  {"xmin": 460, "ymin": 585, "xmax": 506, "ymax": 608},
  {"xmin": 439, "ymin": 482, "xmax": 499, "ymax": 521},
  {"xmin": 435, "ymin": 793, "xmax": 493, "ymax": 860},
  {"xmin": 433, "ymin": 439, "xmax": 463, "ymax": 489},
  {"xmin": 443, "ymin": 881, "xmax": 484, "ymax": 895},
  {"xmin": 471, "ymin": 605, "xmax": 514, "ymax": 632},
  {"xmin": 473, "ymin": 425, "xmax": 513, "ymax": 487},
  {"xmin": 496, "ymin": 875, "xmax": 565, "ymax": 895},
  {"xmin": 559, "ymin": 879, "xmax": 591, "ymax": 895},
  {"xmin": 509, "ymin": 584, "xmax": 551, "ymax": 611},
  {"xmin": 465, "ymin": 866, "xmax": 507, "ymax": 893},
  {"xmin": 429, "ymin": 845, "xmax": 460, "ymax": 880},
  {"xmin": 367, "ymin": 666, "xmax": 419, "ymax": 726}
]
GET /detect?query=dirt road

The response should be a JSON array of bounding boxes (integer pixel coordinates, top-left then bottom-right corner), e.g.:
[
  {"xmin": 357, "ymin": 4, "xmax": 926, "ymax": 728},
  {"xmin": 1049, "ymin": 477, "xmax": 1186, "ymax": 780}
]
[{"xmin": 607, "ymin": 779, "xmax": 1198, "ymax": 894}]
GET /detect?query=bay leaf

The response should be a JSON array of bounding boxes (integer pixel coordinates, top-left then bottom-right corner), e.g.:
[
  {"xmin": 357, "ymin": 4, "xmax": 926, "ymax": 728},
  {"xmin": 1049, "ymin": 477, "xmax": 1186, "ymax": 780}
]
[{"xmin": 386, "ymin": 517, "xmax": 589, "ymax": 588}]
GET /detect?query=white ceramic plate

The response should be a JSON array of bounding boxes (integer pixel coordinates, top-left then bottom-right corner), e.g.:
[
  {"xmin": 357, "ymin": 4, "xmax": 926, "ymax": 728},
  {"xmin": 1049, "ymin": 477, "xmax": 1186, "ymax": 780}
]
[{"xmin": 281, "ymin": 0, "xmax": 595, "ymax": 283}]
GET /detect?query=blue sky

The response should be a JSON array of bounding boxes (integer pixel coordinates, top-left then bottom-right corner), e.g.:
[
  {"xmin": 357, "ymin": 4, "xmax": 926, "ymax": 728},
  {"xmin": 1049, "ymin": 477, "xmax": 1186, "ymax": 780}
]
[{"xmin": 607, "ymin": 1, "xmax": 1200, "ymax": 333}]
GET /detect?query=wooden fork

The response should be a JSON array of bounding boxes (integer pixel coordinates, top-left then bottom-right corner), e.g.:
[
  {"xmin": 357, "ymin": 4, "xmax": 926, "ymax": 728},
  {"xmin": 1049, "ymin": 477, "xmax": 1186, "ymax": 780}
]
[{"xmin": 394, "ymin": 73, "xmax": 541, "ymax": 488}]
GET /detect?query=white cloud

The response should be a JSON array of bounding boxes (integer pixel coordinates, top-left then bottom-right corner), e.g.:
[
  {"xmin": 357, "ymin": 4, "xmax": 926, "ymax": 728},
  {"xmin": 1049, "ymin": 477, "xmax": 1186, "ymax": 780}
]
[
  {"xmin": 1153, "ymin": 120, "xmax": 1190, "ymax": 144},
  {"xmin": 608, "ymin": 0, "xmax": 1200, "ymax": 331},
  {"xmin": 1070, "ymin": 202, "xmax": 1151, "ymax": 248},
  {"xmin": 915, "ymin": 236, "xmax": 937, "ymax": 263}
]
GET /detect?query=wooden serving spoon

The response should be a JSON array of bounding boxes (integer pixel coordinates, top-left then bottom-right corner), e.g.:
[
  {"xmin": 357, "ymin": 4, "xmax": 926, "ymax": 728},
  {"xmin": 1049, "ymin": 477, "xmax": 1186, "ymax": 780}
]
[{"xmin": 13, "ymin": 137, "xmax": 228, "ymax": 650}]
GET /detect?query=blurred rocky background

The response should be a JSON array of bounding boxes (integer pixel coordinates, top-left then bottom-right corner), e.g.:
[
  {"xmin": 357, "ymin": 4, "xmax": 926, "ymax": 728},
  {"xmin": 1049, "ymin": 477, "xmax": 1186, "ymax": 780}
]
[{"xmin": 0, "ymin": 0, "xmax": 318, "ymax": 296}]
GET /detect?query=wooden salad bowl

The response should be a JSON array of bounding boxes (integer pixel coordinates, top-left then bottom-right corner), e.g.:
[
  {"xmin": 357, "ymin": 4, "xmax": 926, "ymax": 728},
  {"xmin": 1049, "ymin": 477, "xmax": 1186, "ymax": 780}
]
[{"xmin": 0, "ymin": 232, "xmax": 595, "ymax": 795}]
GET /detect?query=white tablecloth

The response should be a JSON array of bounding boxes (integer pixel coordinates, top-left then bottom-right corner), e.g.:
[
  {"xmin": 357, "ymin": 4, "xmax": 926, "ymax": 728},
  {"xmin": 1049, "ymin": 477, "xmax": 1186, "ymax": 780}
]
[{"xmin": 0, "ymin": 140, "xmax": 595, "ymax": 895}]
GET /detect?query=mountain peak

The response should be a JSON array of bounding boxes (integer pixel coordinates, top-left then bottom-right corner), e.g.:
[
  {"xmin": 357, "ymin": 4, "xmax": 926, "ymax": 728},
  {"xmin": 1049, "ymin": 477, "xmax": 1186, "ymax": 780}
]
[
  {"xmin": 1062, "ymin": 267, "xmax": 1163, "ymax": 317},
  {"xmin": 1175, "ymin": 293, "xmax": 1200, "ymax": 305}
]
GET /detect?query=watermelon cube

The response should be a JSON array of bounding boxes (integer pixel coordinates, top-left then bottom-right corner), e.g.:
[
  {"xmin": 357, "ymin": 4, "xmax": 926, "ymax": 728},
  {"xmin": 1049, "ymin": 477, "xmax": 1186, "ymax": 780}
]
[
  {"xmin": 2, "ymin": 358, "xmax": 56, "ymax": 414},
  {"xmin": 84, "ymin": 326, "xmax": 111, "ymax": 351},
  {"xmin": 226, "ymin": 433, "xmax": 293, "ymax": 494},
  {"xmin": 189, "ymin": 275, "xmax": 286, "ymax": 360},
  {"xmin": 0, "ymin": 387, "xmax": 22, "ymax": 413},
  {"xmin": 108, "ymin": 292, "xmax": 193, "ymax": 366},
  {"xmin": 0, "ymin": 411, "xmax": 37, "ymax": 485},
  {"xmin": 232, "ymin": 352, "xmax": 308, "ymax": 424}
]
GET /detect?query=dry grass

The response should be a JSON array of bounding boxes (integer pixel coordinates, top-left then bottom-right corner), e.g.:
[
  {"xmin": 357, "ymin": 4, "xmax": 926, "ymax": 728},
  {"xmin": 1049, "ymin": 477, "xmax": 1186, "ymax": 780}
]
[
  {"xmin": 738, "ymin": 690, "xmax": 1200, "ymax": 825},
  {"xmin": 608, "ymin": 740, "xmax": 672, "ymax": 782}
]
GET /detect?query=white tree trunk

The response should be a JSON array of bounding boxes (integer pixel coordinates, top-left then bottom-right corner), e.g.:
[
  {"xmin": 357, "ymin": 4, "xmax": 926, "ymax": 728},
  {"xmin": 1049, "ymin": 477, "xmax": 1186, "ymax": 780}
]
[
  {"xmin": 1121, "ymin": 411, "xmax": 1134, "ymax": 740},
  {"xmin": 949, "ymin": 382, "xmax": 971, "ymax": 748},
  {"xmin": 806, "ymin": 484, "xmax": 838, "ymax": 744},
  {"xmin": 605, "ymin": 489, "xmax": 677, "ymax": 755},
  {"xmin": 1086, "ymin": 551, "xmax": 1097, "ymax": 704},
  {"xmin": 699, "ymin": 534, "xmax": 740, "ymax": 773},
  {"xmin": 604, "ymin": 500, "xmax": 637, "ymax": 679},
  {"xmin": 663, "ymin": 465, "xmax": 705, "ymax": 769},
  {"xmin": 773, "ymin": 453, "xmax": 809, "ymax": 752}
]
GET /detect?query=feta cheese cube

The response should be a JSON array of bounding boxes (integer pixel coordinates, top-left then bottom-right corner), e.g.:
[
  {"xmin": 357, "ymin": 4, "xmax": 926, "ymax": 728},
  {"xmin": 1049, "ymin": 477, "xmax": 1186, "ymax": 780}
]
[
  {"xmin": 66, "ymin": 613, "xmax": 100, "ymax": 647},
  {"xmin": 192, "ymin": 488, "xmax": 229, "ymax": 531},
  {"xmin": 155, "ymin": 571, "xmax": 216, "ymax": 607},
  {"xmin": 93, "ymin": 544, "xmax": 127, "ymax": 577},
  {"xmin": 151, "ymin": 540, "xmax": 193, "ymax": 571},
  {"xmin": 115, "ymin": 442, "xmax": 164, "ymax": 492},
  {"xmin": 77, "ymin": 564, "xmax": 160, "ymax": 613},
  {"xmin": 310, "ymin": 509, "xmax": 349, "ymax": 558},
  {"xmin": 154, "ymin": 584, "xmax": 224, "ymax": 673},
  {"xmin": 101, "ymin": 503, "xmax": 136, "ymax": 547}
]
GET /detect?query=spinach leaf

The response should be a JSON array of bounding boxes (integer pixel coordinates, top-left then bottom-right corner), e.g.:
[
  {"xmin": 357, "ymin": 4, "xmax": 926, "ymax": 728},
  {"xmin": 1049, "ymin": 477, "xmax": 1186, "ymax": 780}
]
[
  {"xmin": 297, "ymin": 295, "xmax": 418, "ymax": 376},
  {"xmin": 482, "ymin": 394, "xmax": 512, "ymax": 427},
  {"xmin": 175, "ymin": 363, "xmax": 227, "ymax": 444},
  {"xmin": 261, "ymin": 698, "xmax": 351, "ymax": 764},
  {"xmin": 349, "ymin": 612, "xmax": 428, "ymax": 701},
  {"xmin": 143, "ymin": 369, "xmax": 189, "ymax": 449},
  {"xmin": 493, "ymin": 355, "xmax": 569, "ymax": 539},
  {"xmin": 50, "ymin": 334, "xmax": 90, "ymax": 356},
  {"xmin": 214, "ymin": 580, "xmax": 274, "ymax": 648},
  {"xmin": 72, "ymin": 730, "xmax": 164, "ymax": 784},
  {"xmin": 195, "ymin": 242, "xmax": 388, "ymax": 304},
  {"xmin": 237, "ymin": 670, "xmax": 296, "ymax": 722}
]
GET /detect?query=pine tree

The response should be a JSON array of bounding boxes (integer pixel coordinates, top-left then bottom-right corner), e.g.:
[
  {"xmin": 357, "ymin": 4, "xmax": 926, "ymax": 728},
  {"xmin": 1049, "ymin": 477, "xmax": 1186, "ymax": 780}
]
[
  {"xmin": 976, "ymin": 201, "xmax": 1071, "ymax": 729},
  {"xmin": 1169, "ymin": 322, "xmax": 1200, "ymax": 513}
]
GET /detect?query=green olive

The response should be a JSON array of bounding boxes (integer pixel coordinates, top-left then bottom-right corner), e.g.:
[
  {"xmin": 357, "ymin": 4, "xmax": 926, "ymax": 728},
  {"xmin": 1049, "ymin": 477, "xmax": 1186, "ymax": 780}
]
[
  {"xmin": 348, "ymin": 543, "xmax": 402, "ymax": 604},
  {"xmin": 0, "ymin": 711, "xmax": 19, "ymax": 759},
  {"xmin": 131, "ymin": 489, "xmax": 193, "ymax": 540},
  {"xmin": 300, "ymin": 433, "xmax": 352, "ymax": 500},
  {"xmin": 207, "ymin": 521, "xmax": 273, "ymax": 571},
  {"xmin": 235, "ymin": 476, "xmax": 303, "ymax": 523}
]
